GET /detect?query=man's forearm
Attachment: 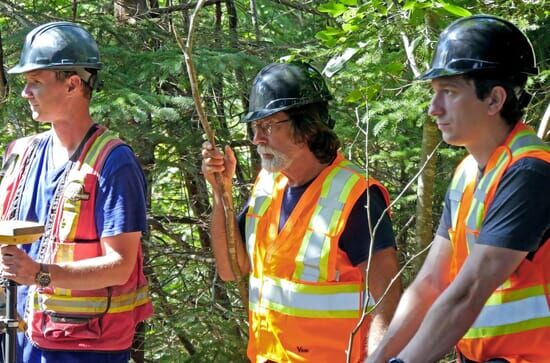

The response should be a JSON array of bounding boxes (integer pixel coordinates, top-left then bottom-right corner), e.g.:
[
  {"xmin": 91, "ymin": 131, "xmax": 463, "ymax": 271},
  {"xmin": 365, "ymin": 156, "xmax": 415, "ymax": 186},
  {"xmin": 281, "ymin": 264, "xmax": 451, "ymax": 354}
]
[
  {"xmin": 366, "ymin": 247, "xmax": 402, "ymax": 354},
  {"xmin": 366, "ymin": 279, "xmax": 439, "ymax": 363}
]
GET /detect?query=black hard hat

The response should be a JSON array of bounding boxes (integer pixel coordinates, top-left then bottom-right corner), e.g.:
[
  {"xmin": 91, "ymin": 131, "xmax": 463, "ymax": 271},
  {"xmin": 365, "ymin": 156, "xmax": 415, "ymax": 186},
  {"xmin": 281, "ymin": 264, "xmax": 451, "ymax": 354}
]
[
  {"xmin": 8, "ymin": 22, "xmax": 102, "ymax": 89},
  {"xmin": 418, "ymin": 15, "xmax": 538, "ymax": 80},
  {"xmin": 242, "ymin": 62, "xmax": 333, "ymax": 124}
]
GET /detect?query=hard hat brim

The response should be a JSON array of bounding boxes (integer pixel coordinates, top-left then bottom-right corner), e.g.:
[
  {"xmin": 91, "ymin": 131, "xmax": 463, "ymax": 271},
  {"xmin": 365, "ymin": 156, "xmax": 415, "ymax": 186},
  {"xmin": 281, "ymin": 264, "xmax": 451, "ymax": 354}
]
[{"xmin": 8, "ymin": 62, "xmax": 102, "ymax": 75}]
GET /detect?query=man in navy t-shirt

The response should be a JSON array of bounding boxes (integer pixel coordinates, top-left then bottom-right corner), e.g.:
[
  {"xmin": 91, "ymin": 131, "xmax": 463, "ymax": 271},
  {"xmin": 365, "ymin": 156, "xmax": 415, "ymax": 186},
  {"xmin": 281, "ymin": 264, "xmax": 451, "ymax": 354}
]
[
  {"xmin": 368, "ymin": 15, "xmax": 550, "ymax": 363},
  {"xmin": 0, "ymin": 22, "xmax": 152, "ymax": 363}
]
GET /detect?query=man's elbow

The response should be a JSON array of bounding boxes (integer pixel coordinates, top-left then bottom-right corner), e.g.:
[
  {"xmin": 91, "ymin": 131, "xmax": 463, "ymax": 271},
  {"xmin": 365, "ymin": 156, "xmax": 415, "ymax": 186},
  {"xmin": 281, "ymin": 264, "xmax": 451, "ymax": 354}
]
[
  {"xmin": 109, "ymin": 258, "xmax": 138, "ymax": 286},
  {"xmin": 217, "ymin": 268, "xmax": 237, "ymax": 282}
]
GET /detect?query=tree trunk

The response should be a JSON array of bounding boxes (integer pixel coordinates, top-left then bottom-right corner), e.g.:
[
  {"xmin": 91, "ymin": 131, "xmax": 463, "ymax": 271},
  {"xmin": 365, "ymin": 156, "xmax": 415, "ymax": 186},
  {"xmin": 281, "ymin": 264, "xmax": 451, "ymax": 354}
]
[
  {"xmin": 414, "ymin": 12, "xmax": 440, "ymax": 269},
  {"xmin": 0, "ymin": 28, "xmax": 8, "ymax": 103},
  {"xmin": 414, "ymin": 116, "xmax": 439, "ymax": 267},
  {"xmin": 130, "ymin": 115, "xmax": 156, "ymax": 363}
]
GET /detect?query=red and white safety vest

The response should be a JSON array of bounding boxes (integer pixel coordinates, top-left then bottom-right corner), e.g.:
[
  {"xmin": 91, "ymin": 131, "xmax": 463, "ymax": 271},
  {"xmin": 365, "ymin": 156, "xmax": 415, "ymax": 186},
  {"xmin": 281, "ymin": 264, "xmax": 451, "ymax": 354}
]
[{"xmin": 0, "ymin": 125, "xmax": 153, "ymax": 352}]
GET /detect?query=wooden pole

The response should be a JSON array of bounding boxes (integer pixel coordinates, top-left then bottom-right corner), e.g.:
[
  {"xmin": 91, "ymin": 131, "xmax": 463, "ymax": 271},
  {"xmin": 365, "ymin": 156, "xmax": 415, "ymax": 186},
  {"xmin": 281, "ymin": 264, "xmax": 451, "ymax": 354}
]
[{"xmin": 173, "ymin": 0, "xmax": 248, "ymax": 308}]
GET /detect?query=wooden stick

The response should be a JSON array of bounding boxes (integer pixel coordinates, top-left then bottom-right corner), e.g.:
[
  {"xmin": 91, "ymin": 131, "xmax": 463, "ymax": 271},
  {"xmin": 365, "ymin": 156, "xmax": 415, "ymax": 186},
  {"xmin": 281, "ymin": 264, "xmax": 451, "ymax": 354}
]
[{"xmin": 173, "ymin": 0, "xmax": 248, "ymax": 309}]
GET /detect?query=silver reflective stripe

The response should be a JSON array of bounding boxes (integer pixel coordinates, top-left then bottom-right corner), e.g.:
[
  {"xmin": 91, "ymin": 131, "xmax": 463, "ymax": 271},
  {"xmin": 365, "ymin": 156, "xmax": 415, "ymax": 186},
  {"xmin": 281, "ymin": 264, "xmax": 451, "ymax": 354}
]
[
  {"xmin": 295, "ymin": 166, "xmax": 357, "ymax": 282},
  {"xmin": 299, "ymin": 230, "xmax": 330, "ymax": 281},
  {"xmin": 449, "ymin": 172, "xmax": 467, "ymax": 230},
  {"xmin": 511, "ymin": 132, "xmax": 546, "ymax": 153},
  {"xmin": 472, "ymin": 295, "xmax": 550, "ymax": 328},
  {"xmin": 249, "ymin": 276, "xmax": 362, "ymax": 316},
  {"xmin": 245, "ymin": 216, "xmax": 258, "ymax": 259}
]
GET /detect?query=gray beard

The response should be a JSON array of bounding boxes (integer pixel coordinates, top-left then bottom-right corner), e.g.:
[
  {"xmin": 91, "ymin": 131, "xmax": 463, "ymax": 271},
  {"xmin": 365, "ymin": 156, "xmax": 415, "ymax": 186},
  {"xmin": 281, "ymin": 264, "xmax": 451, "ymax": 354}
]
[{"xmin": 257, "ymin": 145, "xmax": 291, "ymax": 172}]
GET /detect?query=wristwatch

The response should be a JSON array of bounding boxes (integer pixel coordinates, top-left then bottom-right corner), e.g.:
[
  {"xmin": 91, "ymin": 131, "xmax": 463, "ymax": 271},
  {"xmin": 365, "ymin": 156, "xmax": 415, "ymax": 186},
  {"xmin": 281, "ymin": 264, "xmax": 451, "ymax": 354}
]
[
  {"xmin": 388, "ymin": 359, "xmax": 404, "ymax": 363},
  {"xmin": 35, "ymin": 263, "xmax": 51, "ymax": 288}
]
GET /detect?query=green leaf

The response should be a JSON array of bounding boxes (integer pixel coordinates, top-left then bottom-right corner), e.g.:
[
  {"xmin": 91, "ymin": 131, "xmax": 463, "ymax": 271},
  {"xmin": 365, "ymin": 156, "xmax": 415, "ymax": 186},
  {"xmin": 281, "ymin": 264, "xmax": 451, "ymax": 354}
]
[
  {"xmin": 345, "ymin": 89, "xmax": 364, "ymax": 103},
  {"xmin": 342, "ymin": 22, "xmax": 360, "ymax": 33},
  {"xmin": 438, "ymin": 2, "xmax": 472, "ymax": 17},
  {"xmin": 318, "ymin": 2, "xmax": 348, "ymax": 17},
  {"xmin": 403, "ymin": 0, "xmax": 417, "ymax": 11},
  {"xmin": 340, "ymin": 0, "xmax": 358, "ymax": 5}
]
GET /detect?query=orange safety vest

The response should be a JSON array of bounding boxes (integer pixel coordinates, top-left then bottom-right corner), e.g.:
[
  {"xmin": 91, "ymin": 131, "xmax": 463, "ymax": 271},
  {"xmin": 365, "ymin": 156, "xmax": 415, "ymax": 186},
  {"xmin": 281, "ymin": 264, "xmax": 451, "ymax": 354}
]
[
  {"xmin": 0, "ymin": 125, "xmax": 153, "ymax": 352},
  {"xmin": 447, "ymin": 123, "xmax": 550, "ymax": 362},
  {"xmin": 244, "ymin": 153, "xmax": 390, "ymax": 363}
]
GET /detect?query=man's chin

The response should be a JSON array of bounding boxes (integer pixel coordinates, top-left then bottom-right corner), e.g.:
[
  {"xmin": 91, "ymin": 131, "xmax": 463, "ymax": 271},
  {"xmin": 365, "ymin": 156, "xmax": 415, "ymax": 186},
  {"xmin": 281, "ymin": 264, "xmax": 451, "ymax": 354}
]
[{"xmin": 262, "ymin": 163, "xmax": 282, "ymax": 173}]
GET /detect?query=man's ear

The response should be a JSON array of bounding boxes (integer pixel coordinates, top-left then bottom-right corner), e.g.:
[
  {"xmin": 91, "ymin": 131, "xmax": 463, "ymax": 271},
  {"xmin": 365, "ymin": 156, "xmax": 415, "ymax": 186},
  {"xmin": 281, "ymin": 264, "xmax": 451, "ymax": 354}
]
[
  {"xmin": 487, "ymin": 85, "xmax": 507, "ymax": 116},
  {"xmin": 67, "ymin": 74, "xmax": 82, "ymax": 94}
]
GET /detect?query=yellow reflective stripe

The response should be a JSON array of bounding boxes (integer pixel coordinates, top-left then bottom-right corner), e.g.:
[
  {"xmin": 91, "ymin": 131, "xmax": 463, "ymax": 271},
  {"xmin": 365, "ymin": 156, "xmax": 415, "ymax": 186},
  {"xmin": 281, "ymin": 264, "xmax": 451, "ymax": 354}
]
[
  {"xmin": 465, "ymin": 315, "xmax": 550, "ymax": 339},
  {"xmin": 81, "ymin": 130, "xmax": 117, "ymax": 167},
  {"xmin": 319, "ymin": 167, "xmax": 340, "ymax": 199},
  {"xmin": 485, "ymin": 283, "xmax": 550, "ymax": 305},
  {"xmin": 35, "ymin": 286, "xmax": 150, "ymax": 314},
  {"xmin": 339, "ymin": 173, "xmax": 359, "ymax": 204}
]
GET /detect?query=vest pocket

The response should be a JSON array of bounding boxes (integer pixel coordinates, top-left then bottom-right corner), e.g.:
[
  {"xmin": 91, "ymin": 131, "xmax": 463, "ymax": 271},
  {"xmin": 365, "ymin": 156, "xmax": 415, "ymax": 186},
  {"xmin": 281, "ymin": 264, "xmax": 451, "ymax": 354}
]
[{"xmin": 40, "ymin": 312, "xmax": 103, "ymax": 341}]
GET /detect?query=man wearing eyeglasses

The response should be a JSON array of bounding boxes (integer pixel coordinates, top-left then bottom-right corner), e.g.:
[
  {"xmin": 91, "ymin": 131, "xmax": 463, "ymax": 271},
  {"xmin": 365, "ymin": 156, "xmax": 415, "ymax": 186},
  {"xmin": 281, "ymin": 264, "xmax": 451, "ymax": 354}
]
[{"xmin": 201, "ymin": 62, "xmax": 401, "ymax": 362}]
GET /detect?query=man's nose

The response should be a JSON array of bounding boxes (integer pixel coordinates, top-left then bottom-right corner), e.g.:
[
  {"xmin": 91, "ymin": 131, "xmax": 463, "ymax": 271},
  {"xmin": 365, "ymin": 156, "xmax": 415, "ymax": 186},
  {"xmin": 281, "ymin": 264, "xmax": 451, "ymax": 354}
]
[
  {"xmin": 428, "ymin": 93, "xmax": 444, "ymax": 117},
  {"xmin": 21, "ymin": 84, "xmax": 33, "ymax": 99},
  {"xmin": 250, "ymin": 126, "xmax": 267, "ymax": 145}
]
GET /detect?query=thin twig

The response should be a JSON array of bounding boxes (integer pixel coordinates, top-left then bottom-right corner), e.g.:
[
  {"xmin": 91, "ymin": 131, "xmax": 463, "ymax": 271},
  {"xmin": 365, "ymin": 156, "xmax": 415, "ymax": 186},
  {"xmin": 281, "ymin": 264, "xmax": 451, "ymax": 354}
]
[
  {"xmin": 537, "ymin": 102, "xmax": 550, "ymax": 141},
  {"xmin": 346, "ymin": 109, "xmax": 442, "ymax": 359},
  {"xmin": 401, "ymin": 32, "xmax": 420, "ymax": 77}
]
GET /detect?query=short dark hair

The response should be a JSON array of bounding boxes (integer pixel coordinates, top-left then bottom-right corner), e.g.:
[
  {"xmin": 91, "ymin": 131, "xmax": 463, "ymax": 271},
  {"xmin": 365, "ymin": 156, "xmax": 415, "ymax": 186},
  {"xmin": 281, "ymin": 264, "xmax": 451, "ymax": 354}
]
[
  {"xmin": 463, "ymin": 73, "xmax": 528, "ymax": 125},
  {"xmin": 285, "ymin": 102, "xmax": 340, "ymax": 164},
  {"xmin": 55, "ymin": 70, "xmax": 93, "ymax": 99}
]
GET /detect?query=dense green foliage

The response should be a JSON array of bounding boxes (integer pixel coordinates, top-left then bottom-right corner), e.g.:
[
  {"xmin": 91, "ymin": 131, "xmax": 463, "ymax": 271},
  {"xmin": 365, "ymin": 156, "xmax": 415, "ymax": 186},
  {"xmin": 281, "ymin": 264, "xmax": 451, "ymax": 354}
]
[{"xmin": 0, "ymin": 0, "xmax": 547, "ymax": 361}]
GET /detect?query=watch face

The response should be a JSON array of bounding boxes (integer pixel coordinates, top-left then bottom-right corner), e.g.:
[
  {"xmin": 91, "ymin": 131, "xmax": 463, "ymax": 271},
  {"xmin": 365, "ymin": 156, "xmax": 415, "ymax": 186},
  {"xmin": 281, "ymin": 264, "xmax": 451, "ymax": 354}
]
[{"xmin": 36, "ymin": 271, "xmax": 51, "ymax": 288}]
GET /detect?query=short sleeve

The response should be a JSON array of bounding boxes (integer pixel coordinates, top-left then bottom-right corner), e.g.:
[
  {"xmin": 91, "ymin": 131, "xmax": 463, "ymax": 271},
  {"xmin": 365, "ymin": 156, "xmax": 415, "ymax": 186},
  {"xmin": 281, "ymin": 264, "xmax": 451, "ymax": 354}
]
[
  {"xmin": 95, "ymin": 145, "xmax": 147, "ymax": 238},
  {"xmin": 339, "ymin": 186, "xmax": 396, "ymax": 266},
  {"xmin": 477, "ymin": 158, "xmax": 550, "ymax": 252}
]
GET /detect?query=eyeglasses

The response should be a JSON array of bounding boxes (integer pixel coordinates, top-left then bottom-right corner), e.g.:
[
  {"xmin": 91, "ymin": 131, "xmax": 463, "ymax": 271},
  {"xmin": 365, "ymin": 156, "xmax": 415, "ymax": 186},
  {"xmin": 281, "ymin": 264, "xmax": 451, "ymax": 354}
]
[{"xmin": 250, "ymin": 119, "xmax": 291, "ymax": 136}]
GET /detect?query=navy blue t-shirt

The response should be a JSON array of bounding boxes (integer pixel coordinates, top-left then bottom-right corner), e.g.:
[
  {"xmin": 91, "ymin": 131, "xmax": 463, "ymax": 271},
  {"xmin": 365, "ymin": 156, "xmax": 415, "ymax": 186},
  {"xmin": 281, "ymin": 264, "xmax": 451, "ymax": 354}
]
[
  {"xmin": 6, "ymin": 131, "xmax": 147, "ymax": 363},
  {"xmin": 436, "ymin": 157, "xmax": 550, "ymax": 254},
  {"xmin": 239, "ymin": 178, "xmax": 395, "ymax": 267}
]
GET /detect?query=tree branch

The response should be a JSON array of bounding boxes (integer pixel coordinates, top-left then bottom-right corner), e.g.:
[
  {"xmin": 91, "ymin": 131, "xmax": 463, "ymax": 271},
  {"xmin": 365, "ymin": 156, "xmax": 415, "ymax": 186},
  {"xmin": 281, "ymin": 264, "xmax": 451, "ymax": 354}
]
[
  {"xmin": 269, "ymin": 0, "xmax": 326, "ymax": 17},
  {"xmin": 401, "ymin": 32, "xmax": 420, "ymax": 77},
  {"xmin": 148, "ymin": 0, "xmax": 221, "ymax": 15}
]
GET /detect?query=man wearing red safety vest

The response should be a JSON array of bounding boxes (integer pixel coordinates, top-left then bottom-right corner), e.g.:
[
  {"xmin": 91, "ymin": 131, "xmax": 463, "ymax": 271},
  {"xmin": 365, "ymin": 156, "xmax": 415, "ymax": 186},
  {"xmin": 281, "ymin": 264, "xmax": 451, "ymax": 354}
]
[
  {"xmin": 367, "ymin": 15, "xmax": 550, "ymax": 363},
  {"xmin": 201, "ymin": 61, "xmax": 401, "ymax": 362},
  {"xmin": 0, "ymin": 22, "xmax": 152, "ymax": 362}
]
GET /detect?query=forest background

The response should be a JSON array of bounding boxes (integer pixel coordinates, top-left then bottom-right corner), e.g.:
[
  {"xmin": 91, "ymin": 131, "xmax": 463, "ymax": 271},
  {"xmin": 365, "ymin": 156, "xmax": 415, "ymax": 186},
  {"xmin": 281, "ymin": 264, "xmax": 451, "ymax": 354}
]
[{"xmin": 0, "ymin": 0, "xmax": 548, "ymax": 362}]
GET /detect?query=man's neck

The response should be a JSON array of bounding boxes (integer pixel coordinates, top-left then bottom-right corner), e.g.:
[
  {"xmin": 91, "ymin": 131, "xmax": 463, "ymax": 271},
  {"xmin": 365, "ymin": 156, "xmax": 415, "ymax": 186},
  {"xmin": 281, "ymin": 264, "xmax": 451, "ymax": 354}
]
[
  {"xmin": 467, "ymin": 120, "xmax": 515, "ymax": 169},
  {"xmin": 283, "ymin": 153, "xmax": 331, "ymax": 187},
  {"xmin": 50, "ymin": 116, "xmax": 94, "ymax": 163}
]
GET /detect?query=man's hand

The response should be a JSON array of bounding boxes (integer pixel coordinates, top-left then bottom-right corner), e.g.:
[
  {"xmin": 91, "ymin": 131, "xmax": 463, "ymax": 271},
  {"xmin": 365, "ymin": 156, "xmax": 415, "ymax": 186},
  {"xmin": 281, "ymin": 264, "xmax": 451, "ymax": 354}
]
[
  {"xmin": 201, "ymin": 142, "xmax": 236, "ymax": 193},
  {"xmin": 0, "ymin": 245, "xmax": 40, "ymax": 285}
]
